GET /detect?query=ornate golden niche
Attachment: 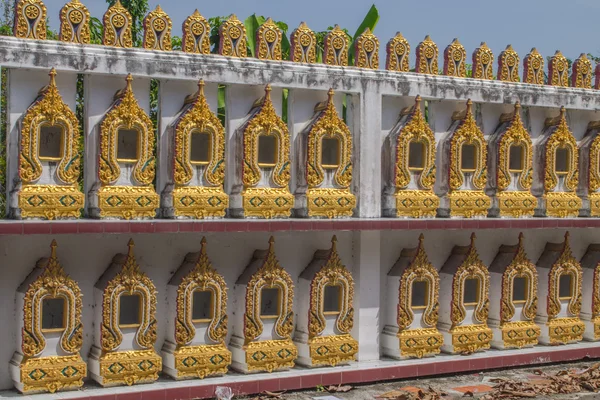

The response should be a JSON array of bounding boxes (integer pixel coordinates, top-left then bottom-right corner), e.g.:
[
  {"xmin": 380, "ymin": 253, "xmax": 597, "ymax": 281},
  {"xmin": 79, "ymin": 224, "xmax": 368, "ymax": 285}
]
[
  {"xmin": 415, "ymin": 35, "xmax": 438, "ymax": 75},
  {"xmin": 385, "ymin": 32, "xmax": 410, "ymax": 72},
  {"xmin": 295, "ymin": 236, "xmax": 358, "ymax": 367},
  {"xmin": 579, "ymin": 244, "xmax": 600, "ymax": 340},
  {"xmin": 487, "ymin": 102, "xmax": 536, "ymax": 218},
  {"xmin": 439, "ymin": 233, "xmax": 492, "ymax": 354},
  {"xmin": 10, "ymin": 240, "xmax": 85, "ymax": 394},
  {"xmin": 143, "ymin": 5, "xmax": 172, "ymax": 51},
  {"xmin": 59, "ymin": 0, "xmax": 90, "ymax": 44},
  {"xmin": 549, "ymin": 50, "xmax": 569, "ymax": 87},
  {"xmin": 354, "ymin": 28, "xmax": 379, "ymax": 69},
  {"xmin": 231, "ymin": 237, "xmax": 297, "ymax": 373},
  {"xmin": 102, "ymin": 0, "xmax": 132, "ymax": 48},
  {"xmin": 536, "ymin": 107, "xmax": 581, "ymax": 217},
  {"xmin": 94, "ymin": 74, "xmax": 158, "ymax": 219},
  {"xmin": 256, "ymin": 18, "xmax": 282, "ymax": 61},
  {"xmin": 219, "ymin": 14, "xmax": 247, "ymax": 57},
  {"xmin": 523, "ymin": 48, "xmax": 545, "ymax": 85},
  {"xmin": 162, "ymin": 237, "xmax": 231, "ymax": 379},
  {"xmin": 182, "ymin": 10, "xmax": 210, "ymax": 54},
  {"xmin": 443, "ymin": 38, "xmax": 466, "ymax": 78},
  {"xmin": 488, "ymin": 233, "xmax": 540, "ymax": 349},
  {"xmin": 323, "ymin": 25, "xmax": 349, "ymax": 66},
  {"xmin": 290, "ymin": 22, "xmax": 316, "ymax": 63},
  {"xmin": 14, "ymin": 0, "xmax": 46, "ymax": 40},
  {"xmin": 581, "ymin": 120, "xmax": 600, "ymax": 216},
  {"xmin": 167, "ymin": 80, "xmax": 228, "ymax": 219},
  {"xmin": 296, "ymin": 89, "xmax": 355, "ymax": 218},
  {"xmin": 89, "ymin": 240, "xmax": 161, "ymax": 386},
  {"xmin": 17, "ymin": 68, "xmax": 84, "ymax": 220},
  {"xmin": 383, "ymin": 96, "xmax": 438, "ymax": 218},
  {"xmin": 472, "ymin": 42, "xmax": 494, "ymax": 80},
  {"xmin": 497, "ymin": 45, "xmax": 519, "ymax": 82},
  {"xmin": 571, "ymin": 53, "xmax": 592, "ymax": 89},
  {"xmin": 442, "ymin": 99, "xmax": 490, "ymax": 218},
  {"xmin": 537, "ymin": 233, "xmax": 584, "ymax": 344}
]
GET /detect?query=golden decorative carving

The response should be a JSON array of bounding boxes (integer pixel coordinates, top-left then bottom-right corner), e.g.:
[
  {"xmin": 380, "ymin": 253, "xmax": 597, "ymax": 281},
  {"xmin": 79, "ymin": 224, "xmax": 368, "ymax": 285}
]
[
  {"xmin": 290, "ymin": 22, "xmax": 316, "ymax": 63},
  {"xmin": 398, "ymin": 328, "xmax": 443, "ymax": 359},
  {"xmin": 354, "ymin": 28, "xmax": 379, "ymax": 69},
  {"xmin": 20, "ymin": 185, "xmax": 84, "ymax": 220},
  {"xmin": 242, "ymin": 188, "xmax": 294, "ymax": 219},
  {"xmin": 98, "ymin": 349, "xmax": 161, "ymax": 386},
  {"xmin": 449, "ymin": 324, "xmax": 492, "ymax": 354},
  {"xmin": 497, "ymin": 45, "xmax": 519, "ymax": 82},
  {"xmin": 593, "ymin": 316, "xmax": 600, "ymax": 340},
  {"xmin": 256, "ymin": 18, "xmax": 282, "ymax": 61},
  {"xmin": 523, "ymin": 48, "xmax": 545, "ymax": 85},
  {"xmin": 443, "ymin": 38, "xmax": 466, "ymax": 77},
  {"xmin": 308, "ymin": 334, "xmax": 358, "ymax": 367},
  {"xmin": 173, "ymin": 344, "xmax": 231, "ymax": 379},
  {"xmin": 395, "ymin": 190, "xmax": 439, "ymax": 219},
  {"xmin": 447, "ymin": 191, "xmax": 490, "ymax": 218},
  {"xmin": 546, "ymin": 233, "xmax": 582, "ymax": 320},
  {"xmin": 306, "ymin": 188, "xmax": 355, "ymax": 218},
  {"xmin": 572, "ymin": 53, "xmax": 592, "ymax": 89},
  {"xmin": 143, "ymin": 5, "xmax": 172, "ymax": 51},
  {"xmin": 245, "ymin": 339, "xmax": 297, "ymax": 373},
  {"xmin": 415, "ymin": 35, "xmax": 438, "ymax": 75},
  {"xmin": 182, "ymin": 10, "xmax": 210, "ymax": 54},
  {"xmin": 548, "ymin": 50, "xmax": 569, "ymax": 87},
  {"xmin": 97, "ymin": 186, "xmax": 157, "ymax": 219},
  {"xmin": 14, "ymin": 0, "xmax": 46, "ymax": 40},
  {"xmin": 173, "ymin": 187, "xmax": 228, "ymax": 219},
  {"xmin": 102, "ymin": 0, "xmax": 132, "ymax": 48},
  {"xmin": 589, "ymin": 130, "xmax": 600, "ymax": 195},
  {"xmin": 323, "ymin": 25, "xmax": 349, "ymax": 66},
  {"xmin": 547, "ymin": 317, "xmax": 584, "ymax": 344},
  {"xmin": 496, "ymin": 192, "xmax": 536, "ymax": 218},
  {"xmin": 472, "ymin": 42, "xmax": 494, "ymax": 80},
  {"xmin": 18, "ymin": 355, "xmax": 86, "ymax": 394},
  {"xmin": 219, "ymin": 15, "xmax": 247, "ymax": 57},
  {"xmin": 591, "ymin": 193, "xmax": 600, "ymax": 217},
  {"xmin": 544, "ymin": 192, "xmax": 582, "ymax": 218},
  {"xmin": 386, "ymin": 32, "xmax": 410, "ymax": 72},
  {"xmin": 500, "ymin": 321, "xmax": 540, "ymax": 349},
  {"xmin": 59, "ymin": 0, "xmax": 90, "ymax": 44}
]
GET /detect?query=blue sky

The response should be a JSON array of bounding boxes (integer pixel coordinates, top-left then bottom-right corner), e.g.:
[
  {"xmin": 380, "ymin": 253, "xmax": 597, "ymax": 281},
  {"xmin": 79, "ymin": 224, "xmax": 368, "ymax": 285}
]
[{"xmin": 44, "ymin": 0, "xmax": 600, "ymax": 64}]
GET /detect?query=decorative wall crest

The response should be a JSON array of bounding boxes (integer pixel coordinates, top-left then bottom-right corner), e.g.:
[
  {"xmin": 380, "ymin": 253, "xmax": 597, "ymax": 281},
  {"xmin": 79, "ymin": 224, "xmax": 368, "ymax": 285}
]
[
  {"xmin": 547, "ymin": 233, "xmax": 582, "ymax": 320},
  {"xmin": 548, "ymin": 50, "xmax": 569, "ymax": 87},
  {"xmin": 472, "ymin": 42, "xmax": 494, "ymax": 80},
  {"xmin": 588, "ymin": 122, "xmax": 600, "ymax": 196},
  {"xmin": 256, "ymin": 18, "xmax": 282, "ymax": 61},
  {"xmin": 498, "ymin": 45, "xmax": 519, "ymax": 82},
  {"xmin": 102, "ymin": 0, "xmax": 133, "ymax": 48},
  {"xmin": 523, "ymin": 48, "xmax": 545, "ymax": 85},
  {"xmin": 571, "ymin": 53, "xmax": 592, "ymax": 89},
  {"xmin": 595, "ymin": 64, "xmax": 600, "ymax": 90},
  {"xmin": 143, "ymin": 5, "xmax": 172, "ymax": 51},
  {"xmin": 59, "ymin": 0, "xmax": 90, "ymax": 44},
  {"xmin": 14, "ymin": 0, "xmax": 47, "ymax": 40},
  {"xmin": 323, "ymin": 25, "xmax": 349, "ymax": 66},
  {"xmin": 182, "ymin": 10, "xmax": 210, "ymax": 54},
  {"xmin": 219, "ymin": 14, "xmax": 247, "ymax": 57},
  {"xmin": 354, "ymin": 28, "xmax": 379, "ymax": 69},
  {"xmin": 290, "ymin": 22, "xmax": 316, "ymax": 63},
  {"xmin": 443, "ymin": 38, "xmax": 467, "ymax": 78},
  {"xmin": 415, "ymin": 35, "xmax": 438, "ymax": 75},
  {"xmin": 385, "ymin": 32, "xmax": 410, "ymax": 72},
  {"xmin": 543, "ymin": 107, "xmax": 578, "ymax": 193}
]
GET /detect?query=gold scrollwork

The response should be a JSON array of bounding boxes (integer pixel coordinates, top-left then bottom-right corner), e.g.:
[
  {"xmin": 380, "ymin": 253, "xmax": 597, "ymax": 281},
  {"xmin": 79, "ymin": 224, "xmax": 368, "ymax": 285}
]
[
  {"xmin": 219, "ymin": 15, "xmax": 247, "ymax": 57},
  {"xmin": 15, "ymin": 0, "xmax": 46, "ymax": 40},
  {"xmin": 182, "ymin": 10, "xmax": 210, "ymax": 54},
  {"xmin": 589, "ymin": 127, "xmax": 600, "ymax": 196},
  {"xmin": 173, "ymin": 344, "xmax": 231, "ymax": 379},
  {"xmin": 386, "ymin": 32, "xmax": 410, "ymax": 72},
  {"xmin": 523, "ymin": 48, "xmax": 545, "ymax": 85},
  {"xmin": 415, "ymin": 35, "xmax": 438, "ymax": 75},
  {"xmin": 498, "ymin": 45, "xmax": 519, "ymax": 82},
  {"xmin": 98, "ymin": 186, "xmax": 157, "ymax": 219},
  {"xmin": 443, "ymin": 38, "xmax": 466, "ymax": 77},
  {"xmin": 547, "ymin": 233, "xmax": 582, "ymax": 320},
  {"xmin": 395, "ymin": 190, "xmax": 439, "ymax": 218},
  {"xmin": 309, "ymin": 334, "xmax": 357, "ymax": 367},
  {"xmin": 472, "ymin": 42, "xmax": 494, "ymax": 80},
  {"xmin": 572, "ymin": 53, "xmax": 592, "ymax": 89},
  {"xmin": 323, "ymin": 25, "xmax": 349, "ymax": 66},
  {"xmin": 143, "ymin": 5, "xmax": 172, "ymax": 51},
  {"xmin": 19, "ymin": 355, "xmax": 86, "ymax": 394},
  {"xmin": 549, "ymin": 50, "xmax": 569, "ymax": 87},
  {"xmin": 102, "ymin": 0, "xmax": 132, "ymax": 48},
  {"xmin": 543, "ymin": 107, "xmax": 578, "ymax": 193},
  {"xmin": 101, "ymin": 240, "xmax": 158, "ymax": 352},
  {"xmin": 245, "ymin": 339, "xmax": 297, "ymax": 372},
  {"xmin": 450, "ymin": 324, "xmax": 492, "ymax": 353},
  {"xmin": 398, "ymin": 328, "xmax": 442, "ymax": 358},
  {"xmin": 98, "ymin": 349, "xmax": 161, "ymax": 386},
  {"xmin": 497, "ymin": 192, "xmax": 536, "ymax": 218},
  {"xmin": 59, "ymin": 0, "xmax": 90, "ymax": 44},
  {"xmin": 500, "ymin": 321, "xmax": 541, "ymax": 348},
  {"xmin": 354, "ymin": 28, "xmax": 379, "ymax": 69},
  {"xmin": 547, "ymin": 317, "xmax": 584, "ymax": 345},
  {"xmin": 448, "ymin": 191, "xmax": 490, "ymax": 218},
  {"xmin": 290, "ymin": 22, "xmax": 316, "ymax": 63},
  {"xmin": 256, "ymin": 18, "xmax": 282, "ymax": 61}
]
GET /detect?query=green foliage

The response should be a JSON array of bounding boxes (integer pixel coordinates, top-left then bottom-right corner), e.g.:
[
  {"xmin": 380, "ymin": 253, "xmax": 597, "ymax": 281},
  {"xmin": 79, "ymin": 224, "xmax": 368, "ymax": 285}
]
[
  {"xmin": 244, "ymin": 15, "xmax": 290, "ymax": 59},
  {"xmin": 106, "ymin": 0, "xmax": 149, "ymax": 47},
  {"xmin": 347, "ymin": 4, "xmax": 379, "ymax": 65},
  {"xmin": 208, "ymin": 16, "xmax": 228, "ymax": 54},
  {"xmin": 89, "ymin": 16, "xmax": 103, "ymax": 44},
  {"xmin": 171, "ymin": 35, "xmax": 182, "ymax": 51}
]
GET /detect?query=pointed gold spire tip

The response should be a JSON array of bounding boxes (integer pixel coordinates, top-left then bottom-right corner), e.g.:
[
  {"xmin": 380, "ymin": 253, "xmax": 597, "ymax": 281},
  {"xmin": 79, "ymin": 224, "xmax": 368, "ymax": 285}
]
[
  {"xmin": 49, "ymin": 68, "xmax": 57, "ymax": 86},
  {"xmin": 418, "ymin": 233, "xmax": 425, "ymax": 242},
  {"xmin": 127, "ymin": 239, "xmax": 135, "ymax": 255},
  {"xmin": 470, "ymin": 232, "xmax": 476, "ymax": 244},
  {"xmin": 50, "ymin": 239, "xmax": 58, "ymax": 258}
]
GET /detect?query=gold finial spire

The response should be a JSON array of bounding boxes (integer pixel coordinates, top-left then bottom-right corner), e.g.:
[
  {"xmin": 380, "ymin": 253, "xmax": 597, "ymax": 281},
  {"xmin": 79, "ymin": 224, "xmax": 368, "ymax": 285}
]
[
  {"xmin": 125, "ymin": 73, "xmax": 133, "ymax": 91},
  {"xmin": 268, "ymin": 236, "xmax": 275, "ymax": 250},
  {"xmin": 265, "ymin": 84, "xmax": 272, "ymax": 99},
  {"xmin": 127, "ymin": 238, "xmax": 135, "ymax": 256},
  {"xmin": 192, "ymin": 9, "xmax": 200, "ymax": 16},
  {"xmin": 415, "ymin": 95, "xmax": 422, "ymax": 106},
  {"xmin": 198, "ymin": 79, "xmax": 205, "ymax": 96},
  {"xmin": 331, "ymin": 235, "xmax": 338, "ymax": 251},
  {"xmin": 470, "ymin": 232, "xmax": 476, "ymax": 246},
  {"xmin": 518, "ymin": 232, "xmax": 524, "ymax": 245},
  {"xmin": 327, "ymin": 88, "xmax": 335, "ymax": 103},
  {"xmin": 466, "ymin": 98, "xmax": 473, "ymax": 114},
  {"xmin": 424, "ymin": 34, "xmax": 431, "ymax": 40},
  {"xmin": 200, "ymin": 236, "xmax": 207, "ymax": 254},
  {"xmin": 50, "ymin": 239, "xmax": 58, "ymax": 259},
  {"xmin": 560, "ymin": 106, "xmax": 566, "ymax": 118},
  {"xmin": 115, "ymin": 0, "xmax": 123, "ymax": 6},
  {"xmin": 564, "ymin": 231, "xmax": 570, "ymax": 242},
  {"xmin": 49, "ymin": 68, "xmax": 57, "ymax": 87},
  {"xmin": 515, "ymin": 101, "xmax": 521, "ymax": 111},
  {"xmin": 418, "ymin": 233, "xmax": 425, "ymax": 244},
  {"xmin": 155, "ymin": 4, "xmax": 163, "ymax": 12}
]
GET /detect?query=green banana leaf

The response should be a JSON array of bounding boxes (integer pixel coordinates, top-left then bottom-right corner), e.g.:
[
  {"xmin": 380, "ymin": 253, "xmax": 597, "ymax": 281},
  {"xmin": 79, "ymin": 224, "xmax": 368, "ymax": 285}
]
[
  {"xmin": 348, "ymin": 4, "xmax": 379, "ymax": 65},
  {"xmin": 244, "ymin": 14, "xmax": 265, "ymax": 58}
]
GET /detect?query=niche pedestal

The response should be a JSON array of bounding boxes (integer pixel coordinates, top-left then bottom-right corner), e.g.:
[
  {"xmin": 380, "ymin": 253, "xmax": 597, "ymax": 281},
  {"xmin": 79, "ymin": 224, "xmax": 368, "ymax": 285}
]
[{"xmin": 579, "ymin": 244, "xmax": 600, "ymax": 341}]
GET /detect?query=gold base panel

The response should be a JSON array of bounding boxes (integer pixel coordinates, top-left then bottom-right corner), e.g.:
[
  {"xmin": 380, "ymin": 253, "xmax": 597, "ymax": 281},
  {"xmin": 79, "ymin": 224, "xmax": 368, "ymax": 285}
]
[
  {"xmin": 98, "ymin": 186, "xmax": 159, "ymax": 219},
  {"xmin": 98, "ymin": 349, "xmax": 162, "ymax": 387},
  {"xmin": 497, "ymin": 191, "xmax": 537, "ymax": 218},
  {"xmin": 18, "ymin": 354, "xmax": 86, "ymax": 394},
  {"xmin": 394, "ymin": 190, "xmax": 439, "ymax": 218},
  {"xmin": 448, "ymin": 190, "xmax": 490, "ymax": 218},
  {"xmin": 450, "ymin": 324, "xmax": 492, "ymax": 353},
  {"xmin": 593, "ymin": 317, "xmax": 600, "ymax": 340},
  {"xmin": 242, "ymin": 187, "xmax": 294, "ymax": 218},
  {"xmin": 546, "ymin": 317, "xmax": 584, "ymax": 344},
  {"xmin": 308, "ymin": 334, "xmax": 358, "ymax": 367},
  {"xmin": 589, "ymin": 193, "xmax": 600, "ymax": 217},
  {"xmin": 398, "ymin": 327, "xmax": 443, "ymax": 358},
  {"xmin": 545, "ymin": 192, "xmax": 581, "ymax": 218},
  {"xmin": 19, "ymin": 185, "xmax": 84, "ymax": 220},
  {"xmin": 307, "ymin": 188, "xmax": 356, "ymax": 218},
  {"xmin": 173, "ymin": 186, "xmax": 229, "ymax": 219},
  {"xmin": 500, "ymin": 320, "xmax": 540, "ymax": 348},
  {"xmin": 245, "ymin": 339, "xmax": 298, "ymax": 373},
  {"xmin": 173, "ymin": 344, "xmax": 231, "ymax": 379}
]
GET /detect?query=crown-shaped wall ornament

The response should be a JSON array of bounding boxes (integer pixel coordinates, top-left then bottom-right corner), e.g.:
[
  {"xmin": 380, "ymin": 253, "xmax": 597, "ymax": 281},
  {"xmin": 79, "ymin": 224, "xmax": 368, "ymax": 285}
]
[
  {"xmin": 219, "ymin": 14, "xmax": 247, "ymax": 57},
  {"xmin": 415, "ymin": 35, "xmax": 438, "ymax": 75},
  {"xmin": 354, "ymin": 28, "xmax": 379, "ymax": 69},
  {"xmin": 102, "ymin": 0, "xmax": 132, "ymax": 48},
  {"xmin": 472, "ymin": 42, "xmax": 494, "ymax": 80},
  {"xmin": 143, "ymin": 5, "xmax": 172, "ymax": 51},
  {"xmin": 523, "ymin": 47, "xmax": 545, "ymax": 85},
  {"xmin": 182, "ymin": 10, "xmax": 210, "ymax": 54},
  {"xmin": 498, "ymin": 44, "xmax": 519, "ymax": 82},
  {"xmin": 14, "ymin": 0, "xmax": 47, "ymax": 40},
  {"xmin": 548, "ymin": 50, "xmax": 569, "ymax": 87},
  {"xmin": 571, "ymin": 53, "xmax": 592, "ymax": 89},
  {"xmin": 256, "ymin": 18, "xmax": 282, "ymax": 61},
  {"xmin": 323, "ymin": 25, "xmax": 349, "ymax": 66},
  {"xmin": 443, "ymin": 38, "xmax": 467, "ymax": 77},
  {"xmin": 59, "ymin": 0, "xmax": 90, "ymax": 44},
  {"xmin": 290, "ymin": 22, "xmax": 316, "ymax": 63},
  {"xmin": 385, "ymin": 32, "xmax": 410, "ymax": 72}
]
